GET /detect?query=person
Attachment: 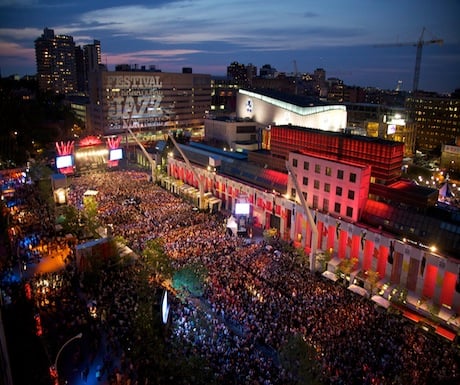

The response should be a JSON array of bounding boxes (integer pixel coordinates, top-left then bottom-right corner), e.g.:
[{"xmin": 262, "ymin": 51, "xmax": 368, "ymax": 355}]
[{"xmin": 81, "ymin": 366, "xmax": 89, "ymax": 382}]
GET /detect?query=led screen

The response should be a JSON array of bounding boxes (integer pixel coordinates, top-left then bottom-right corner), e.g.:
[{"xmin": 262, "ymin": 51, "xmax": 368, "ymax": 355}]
[
  {"xmin": 109, "ymin": 148, "xmax": 123, "ymax": 161},
  {"xmin": 56, "ymin": 155, "xmax": 73, "ymax": 169},
  {"xmin": 235, "ymin": 202, "xmax": 250, "ymax": 215}
]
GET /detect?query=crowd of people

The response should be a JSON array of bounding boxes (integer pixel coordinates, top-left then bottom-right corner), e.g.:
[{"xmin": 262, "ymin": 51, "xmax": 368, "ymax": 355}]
[{"xmin": 2, "ymin": 169, "xmax": 460, "ymax": 385}]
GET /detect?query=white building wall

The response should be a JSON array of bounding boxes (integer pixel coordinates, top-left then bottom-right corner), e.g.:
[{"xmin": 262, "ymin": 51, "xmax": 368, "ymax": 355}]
[{"xmin": 236, "ymin": 89, "xmax": 346, "ymax": 131}]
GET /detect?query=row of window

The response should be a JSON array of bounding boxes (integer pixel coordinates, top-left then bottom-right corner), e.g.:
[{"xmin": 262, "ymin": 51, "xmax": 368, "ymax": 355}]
[
  {"xmin": 292, "ymin": 188, "xmax": 354, "ymax": 217},
  {"xmin": 301, "ymin": 177, "xmax": 356, "ymax": 199},
  {"xmin": 292, "ymin": 158, "xmax": 357, "ymax": 182}
]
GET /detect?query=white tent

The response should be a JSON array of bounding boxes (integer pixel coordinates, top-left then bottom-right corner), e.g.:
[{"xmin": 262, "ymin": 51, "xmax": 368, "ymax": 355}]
[
  {"xmin": 371, "ymin": 295, "xmax": 391, "ymax": 309},
  {"xmin": 226, "ymin": 216, "xmax": 238, "ymax": 236},
  {"xmin": 348, "ymin": 284, "xmax": 369, "ymax": 298}
]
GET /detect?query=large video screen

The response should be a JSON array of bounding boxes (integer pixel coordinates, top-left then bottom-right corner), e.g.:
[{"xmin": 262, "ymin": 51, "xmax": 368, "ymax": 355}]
[
  {"xmin": 235, "ymin": 202, "xmax": 250, "ymax": 215},
  {"xmin": 56, "ymin": 155, "xmax": 73, "ymax": 169},
  {"xmin": 109, "ymin": 148, "xmax": 123, "ymax": 161}
]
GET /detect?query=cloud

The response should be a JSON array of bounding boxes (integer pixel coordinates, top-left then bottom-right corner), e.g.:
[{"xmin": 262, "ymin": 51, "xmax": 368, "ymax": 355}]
[
  {"xmin": 0, "ymin": 40, "xmax": 35, "ymax": 59},
  {"xmin": 0, "ymin": 27, "xmax": 44, "ymax": 40}
]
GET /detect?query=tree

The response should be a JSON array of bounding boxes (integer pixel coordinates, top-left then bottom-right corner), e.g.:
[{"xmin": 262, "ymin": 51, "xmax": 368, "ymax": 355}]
[
  {"xmin": 172, "ymin": 263, "xmax": 207, "ymax": 300},
  {"xmin": 365, "ymin": 269, "xmax": 380, "ymax": 296},
  {"xmin": 279, "ymin": 334, "xmax": 324, "ymax": 385},
  {"xmin": 142, "ymin": 238, "xmax": 173, "ymax": 283}
]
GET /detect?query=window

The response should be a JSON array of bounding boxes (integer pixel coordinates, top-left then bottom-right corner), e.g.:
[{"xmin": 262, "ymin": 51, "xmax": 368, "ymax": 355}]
[
  {"xmin": 325, "ymin": 167, "xmax": 332, "ymax": 176},
  {"xmin": 334, "ymin": 202, "xmax": 341, "ymax": 213},
  {"xmin": 349, "ymin": 173, "xmax": 356, "ymax": 183},
  {"xmin": 302, "ymin": 176, "xmax": 308, "ymax": 186},
  {"xmin": 302, "ymin": 192, "xmax": 308, "ymax": 201},
  {"xmin": 292, "ymin": 158, "xmax": 298, "ymax": 167},
  {"xmin": 315, "ymin": 164, "xmax": 321, "ymax": 173},
  {"xmin": 303, "ymin": 161, "xmax": 309, "ymax": 170},
  {"xmin": 336, "ymin": 186, "xmax": 342, "ymax": 196},
  {"xmin": 346, "ymin": 206, "xmax": 353, "ymax": 217},
  {"xmin": 323, "ymin": 198, "xmax": 329, "ymax": 212},
  {"xmin": 324, "ymin": 183, "xmax": 330, "ymax": 193},
  {"xmin": 313, "ymin": 195, "xmax": 319, "ymax": 209},
  {"xmin": 337, "ymin": 169, "xmax": 344, "ymax": 179},
  {"xmin": 348, "ymin": 190, "xmax": 355, "ymax": 200},
  {"xmin": 291, "ymin": 188, "xmax": 296, "ymax": 198},
  {"xmin": 314, "ymin": 180, "xmax": 320, "ymax": 189}
]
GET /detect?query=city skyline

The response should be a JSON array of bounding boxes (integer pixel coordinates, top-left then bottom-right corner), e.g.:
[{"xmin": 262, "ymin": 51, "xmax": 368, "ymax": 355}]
[{"xmin": 0, "ymin": 0, "xmax": 459, "ymax": 94}]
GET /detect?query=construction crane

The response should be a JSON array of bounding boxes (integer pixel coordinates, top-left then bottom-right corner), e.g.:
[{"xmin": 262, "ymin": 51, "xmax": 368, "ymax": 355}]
[
  {"xmin": 293, "ymin": 60, "xmax": 300, "ymax": 95},
  {"xmin": 374, "ymin": 27, "xmax": 443, "ymax": 92},
  {"xmin": 286, "ymin": 161, "xmax": 318, "ymax": 272}
]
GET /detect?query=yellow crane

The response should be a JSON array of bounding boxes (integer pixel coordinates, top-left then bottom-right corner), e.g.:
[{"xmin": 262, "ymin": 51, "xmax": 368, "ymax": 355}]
[{"xmin": 374, "ymin": 27, "xmax": 443, "ymax": 92}]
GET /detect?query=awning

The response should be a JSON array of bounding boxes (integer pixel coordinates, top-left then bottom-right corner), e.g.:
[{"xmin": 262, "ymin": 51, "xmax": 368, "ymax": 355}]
[
  {"xmin": 348, "ymin": 284, "xmax": 369, "ymax": 298},
  {"xmin": 371, "ymin": 295, "xmax": 391, "ymax": 309},
  {"xmin": 322, "ymin": 270, "xmax": 339, "ymax": 282},
  {"xmin": 435, "ymin": 326, "xmax": 457, "ymax": 341}
]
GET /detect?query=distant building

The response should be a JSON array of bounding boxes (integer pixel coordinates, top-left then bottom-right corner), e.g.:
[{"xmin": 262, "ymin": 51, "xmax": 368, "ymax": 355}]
[
  {"xmin": 236, "ymin": 89, "xmax": 347, "ymax": 131},
  {"xmin": 227, "ymin": 61, "xmax": 256, "ymax": 88},
  {"xmin": 441, "ymin": 138, "xmax": 460, "ymax": 175},
  {"xmin": 87, "ymin": 66, "xmax": 211, "ymax": 135},
  {"xmin": 345, "ymin": 103, "xmax": 416, "ymax": 157},
  {"xmin": 35, "ymin": 28, "xmax": 77, "ymax": 94},
  {"xmin": 204, "ymin": 116, "xmax": 260, "ymax": 151},
  {"xmin": 406, "ymin": 93, "xmax": 460, "ymax": 153}
]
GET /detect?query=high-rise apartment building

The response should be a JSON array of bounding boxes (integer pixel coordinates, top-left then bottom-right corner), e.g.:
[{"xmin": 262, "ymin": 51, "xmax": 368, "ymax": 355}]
[
  {"xmin": 405, "ymin": 92, "xmax": 460, "ymax": 153},
  {"xmin": 35, "ymin": 28, "xmax": 77, "ymax": 94}
]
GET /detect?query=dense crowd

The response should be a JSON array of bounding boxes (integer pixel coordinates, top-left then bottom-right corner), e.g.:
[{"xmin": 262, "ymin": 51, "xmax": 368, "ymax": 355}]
[{"xmin": 3, "ymin": 170, "xmax": 460, "ymax": 385}]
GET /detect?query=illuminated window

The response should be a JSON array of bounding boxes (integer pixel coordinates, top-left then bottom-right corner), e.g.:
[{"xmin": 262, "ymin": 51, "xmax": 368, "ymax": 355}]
[
  {"xmin": 315, "ymin": 164, "xmax": 321, "ymax": 173},
  {"xmin": 336, "ymin": 186, "xmax": 342, "ymax": 196},
  {"xmin": 302, "ymin": 177, "xmax": 308, "ymax": 186},
  {"xmin": 325, "ymin": 167, "xmax": 332, "ymax": 176},
  {"xmin": 337, "ymin": 169, "xmax": 344, "ymax": 179},
  {"xmin": 324, "ymin": 183, "xmax": 330, "ymax": 192},
  {"xmin": 348, "ymin": 190, "xmax": 355, "ymax": 199}
]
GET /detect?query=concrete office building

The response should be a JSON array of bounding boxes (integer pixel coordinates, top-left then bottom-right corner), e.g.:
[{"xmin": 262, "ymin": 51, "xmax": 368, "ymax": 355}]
[{"xmin": 88, "ymin": 67, "xmax": 211, "ymax": 135}]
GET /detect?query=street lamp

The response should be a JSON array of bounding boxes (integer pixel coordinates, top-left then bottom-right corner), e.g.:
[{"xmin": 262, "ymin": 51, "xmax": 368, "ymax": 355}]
[{"xmin": 52, "ymin": 332, "xmax": 83, "ymax": 382}]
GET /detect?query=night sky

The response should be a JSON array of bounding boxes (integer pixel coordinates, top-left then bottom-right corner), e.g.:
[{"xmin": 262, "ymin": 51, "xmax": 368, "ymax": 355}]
[{"xmin": 0, "ymin": 0, "xmax": 459, "ymax": 93}]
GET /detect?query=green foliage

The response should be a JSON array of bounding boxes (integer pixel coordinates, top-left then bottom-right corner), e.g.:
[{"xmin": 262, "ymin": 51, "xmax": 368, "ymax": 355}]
[
  {"xmin": 142, "ymin": 238, "xmax": 173, "ymax": 282},
  {"xmin": 58, "ymin": 205, "xmax": 81, "ymax": 235},
  {"xmin": 82, "ymin": 195, "xmax": 100, "ymax": 236},
  {"xmin": 279, "ymin": 334, "xmax": 324, "ymax": 385},
  {"xmin": 263, "ymin": 227, "xmax": 278, "ymax": 241},
  {"xmin": 172, "ymin": 263, "xmax": 207, "ymax": 299}
]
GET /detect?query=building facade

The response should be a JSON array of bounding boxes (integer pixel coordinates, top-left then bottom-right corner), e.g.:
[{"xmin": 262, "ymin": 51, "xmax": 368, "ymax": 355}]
[
  {"xmin": 406, "ymin": 93, "xmax": 460, "ymax": 153},
  {"xmin": 236, "ymin": 89, "xmax": 347, "ymax": 131},
  {"xmin": 287, "ymin": 152, "xmax": 371, "ymax": 222},
  {"xmin": 269, "ymin": 125, "xmax": 404, "ymax": 185},
  {"xmin": 35, "ymin": 28, "xmax": 77, "ymax": 94},
  {"xmin": 88, "ymin": 68, "xmax": 211, "ymax": 135}
]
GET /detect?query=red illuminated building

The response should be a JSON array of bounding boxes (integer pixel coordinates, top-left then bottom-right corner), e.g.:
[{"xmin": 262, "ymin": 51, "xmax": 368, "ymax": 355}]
[{"xmin": 269, "ymin": 125, "xmax": 405, "ymax": 185}]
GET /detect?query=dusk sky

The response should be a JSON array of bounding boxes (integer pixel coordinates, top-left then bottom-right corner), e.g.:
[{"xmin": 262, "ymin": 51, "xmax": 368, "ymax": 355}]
[{"xmin": 0, "ymin": 0, "xmax": 459, "ymax": 93}]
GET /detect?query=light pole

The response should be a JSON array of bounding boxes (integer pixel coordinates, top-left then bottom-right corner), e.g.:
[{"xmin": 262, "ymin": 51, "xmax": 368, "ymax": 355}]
[{"xmin": 52, "ymin": 332, "xmax": 83, "ymax": 382}]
